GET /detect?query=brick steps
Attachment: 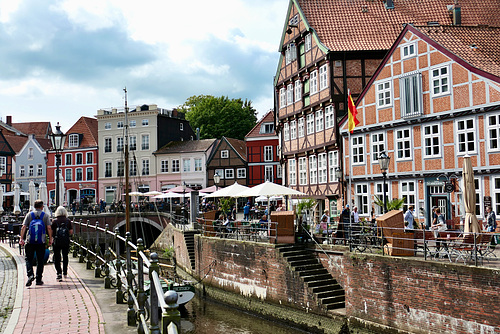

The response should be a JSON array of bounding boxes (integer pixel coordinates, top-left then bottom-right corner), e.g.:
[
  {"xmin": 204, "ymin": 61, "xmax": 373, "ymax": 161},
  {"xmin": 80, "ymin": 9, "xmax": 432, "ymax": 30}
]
[{"xmin": 184, "ymin": 231, "xmax": 199, "ymax": 270}]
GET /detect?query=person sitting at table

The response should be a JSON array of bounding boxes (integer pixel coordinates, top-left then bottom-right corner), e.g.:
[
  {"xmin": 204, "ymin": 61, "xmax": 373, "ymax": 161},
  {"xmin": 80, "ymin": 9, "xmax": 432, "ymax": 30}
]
[
  {"xmin": 258, "ymin": 214, "xmax": 268, "ymax": 229},
  {"xmin": 430, "ymin": 208, "xmax": 447, "ymax": 250}
]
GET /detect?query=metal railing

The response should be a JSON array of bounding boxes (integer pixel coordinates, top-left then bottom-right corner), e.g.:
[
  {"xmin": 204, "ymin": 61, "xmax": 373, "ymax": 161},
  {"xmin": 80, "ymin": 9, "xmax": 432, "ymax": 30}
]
[
  {"xmin": 71, "ymin": 219, "xmax": 182, "ymax": 334},
  {"xmin": 197, "ymin": 218, "xmax": 279, "ymax": 243}
]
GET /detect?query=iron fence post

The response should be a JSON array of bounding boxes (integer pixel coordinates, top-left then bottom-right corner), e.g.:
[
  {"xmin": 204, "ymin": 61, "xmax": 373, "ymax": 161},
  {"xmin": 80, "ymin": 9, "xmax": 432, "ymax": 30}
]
[
  {"xmin": 149, "ymin": 253, "xmax": 160, "ymax": 334},
  {"xmin": 86, "ymin": 220, "xmax": 93, "ymax": 270},
  {"xmin": 137, "ymin": 238, "xmax": 146, "ymax": 334},
  {"xmin": 94, "ymin": 221, "xmax": 101, "ymax": 277},
  {"xmin": 115, "ymin": 227, "xmax": 124, "ymax": 304},
  {"xmin": 126, "ymin": 232, "xmax": 136, "ymax": 326},
  {"xmin": 162, "ymin": 290, "xmax": 181, "ymax": 333},
  {"xmin": 104, "ymin": 224, "xmax": 111, "ymax": 288}
]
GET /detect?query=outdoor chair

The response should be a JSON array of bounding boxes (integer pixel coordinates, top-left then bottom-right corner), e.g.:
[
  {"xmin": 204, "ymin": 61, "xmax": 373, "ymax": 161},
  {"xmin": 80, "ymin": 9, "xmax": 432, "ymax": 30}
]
[
  {"xmin": 477, "ymin": 233, "xmax": 496, "ymax": 262},
  {"xmin": 452, "ymin": 234, "xmax": 477, "ymax": 264}
]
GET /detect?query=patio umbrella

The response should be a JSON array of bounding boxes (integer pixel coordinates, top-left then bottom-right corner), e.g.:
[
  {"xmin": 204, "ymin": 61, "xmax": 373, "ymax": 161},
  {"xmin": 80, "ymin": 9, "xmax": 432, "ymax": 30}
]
[
  {"xmin": 152, "ymin": 192, "xmax": 189, "ymax": 199},
  {"xmin": 235, "ymin": 181, "xmax": 306, "ymax": 198},
  {"xmin": 38, "ymin": 182, "xmax": 50, "ymax": 215},
  {"xmin": 13, "ymin": 183, "xmax": 21, "ymax": 215},
  {"xmin": 29, "ymin": 180, "xmax": 36, "ymax": 211},
  {"xmin": 0, "ymin": 185, "xmax": 3, "ymax": 213},
  {"xmin": 144, "ymin": 191, "xmax": 163, "ymax": 197},
  {"xmin": 58, "ymin": 170, "xmax": 65, "ymax": 206},
  {"xmin": 462, "ymin": 155, "xmax": 481, "ymax": 234},
  {"xmin": 168, "ymin": 185, "xmax": 194, "ymax": 193},
  {"xmin": 199, "ymin": 185, "xmax": 218, "ymax": 193},
  {"xmin": 204, "ymin": 182, "xmax": 250, "ymax": 198},
  {"xmin": 127, "ymin": 192, "xmax": 144, "ymax": 196}
]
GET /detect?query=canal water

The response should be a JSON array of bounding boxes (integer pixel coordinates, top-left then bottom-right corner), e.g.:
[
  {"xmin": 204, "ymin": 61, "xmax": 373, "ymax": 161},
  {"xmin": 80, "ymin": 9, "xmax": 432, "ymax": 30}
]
[{"xmin": 179, "ymin": 294, "xmax": 309, "ymax": 334}]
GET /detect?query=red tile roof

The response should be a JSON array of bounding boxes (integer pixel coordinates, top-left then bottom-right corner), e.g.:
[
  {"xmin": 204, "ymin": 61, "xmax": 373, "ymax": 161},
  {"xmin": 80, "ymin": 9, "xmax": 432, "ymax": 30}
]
[
  {"xmin": 11, "ymin": 122, "xmax": 51, "ymax": 138},
  {"xmin": 64, "ymin": 117, "xmax": 98, "ymax": 148},
  {"xmin": 4, "ymin": 135, "xmax": 28, "ymax": 154},
  {"xmin": 245, "ymin": 110, "xmax": 276, "ymax": 139},
  {"xmin": 297, "ymin": 0, "xmax": 500, "ymax": 52},
  {"xmin": 225, "ymin": 137, "xmax": 247, "ymax": 160}
]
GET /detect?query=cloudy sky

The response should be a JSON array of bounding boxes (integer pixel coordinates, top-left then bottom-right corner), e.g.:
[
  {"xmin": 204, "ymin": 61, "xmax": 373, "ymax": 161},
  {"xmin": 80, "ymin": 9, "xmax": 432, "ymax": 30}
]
[{"xmin": 0, "ymin": 0, "xmax": 288, "ymax": 132}]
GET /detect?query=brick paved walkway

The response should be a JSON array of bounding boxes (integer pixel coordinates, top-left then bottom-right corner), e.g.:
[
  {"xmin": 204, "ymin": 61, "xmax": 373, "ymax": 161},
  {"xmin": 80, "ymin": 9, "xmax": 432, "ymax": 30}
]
[
  {"xmin": 0, "ymin": 243, "xmax": 105, "ymax": 334},
  {"xmin": 0, "ymin": 247, "xmax": 17, "ymax": 333}
]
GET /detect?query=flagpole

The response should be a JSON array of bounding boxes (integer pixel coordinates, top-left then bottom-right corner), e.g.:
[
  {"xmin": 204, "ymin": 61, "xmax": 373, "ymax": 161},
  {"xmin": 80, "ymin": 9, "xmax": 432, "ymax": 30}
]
[{"xmin": 348, "ymin": 125, "xmax": 353, "ymax": 251}]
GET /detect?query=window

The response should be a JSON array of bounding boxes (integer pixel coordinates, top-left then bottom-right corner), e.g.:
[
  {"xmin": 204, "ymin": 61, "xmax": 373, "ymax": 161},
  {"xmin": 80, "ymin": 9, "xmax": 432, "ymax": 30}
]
[
  {"xmin": 37, "ymin": 164, "xmax": 43, "ymax": 176},
  {"xmin": 161, "ymin": 160, "xmax": 168, "ymax": 173},
  {"xmin": 215, "ymin": 168, "xmax": 224, "ymax": 179},
  {"xmin": 142, "ymin": 119, "xmax": 149, "ymax": 126},
  {"xmin": 180, "ymin": 123, "xmax": 184, "ymax": 131},
  {"xmin": 129, "ymin": 160, "xmax": 137, "ymax": 176},
  {"xmin": 115, "ymin": 121, "xmax": 123, "ymax": 129},
  {"xmin": 117, "ymin": 161, "xmax": 124, "ymax": 177},
  {"xmin": 298, "ymin": 118, "xmax": 304, "ymax": 137},
  {"xmin": 28, "ymin": 147, "xmax": 34, "ymax": 160},
  {"xmin": 374, "ymin": 182, "xmax": 389, "ymax": 215},
  {"xmin": 104, "ymin": 138, "xmax": 112, "ymax": 153},
  {"xmin": 129, "ymin": 120, "xmax": 136, "ymax": 128},
  {"xmin": 328, "ymin": 151, "xmax": 339, "ymax": 182},
  {"xmin": 396, "ymin": 128, "xmax": 412, "ymax": 160},
  {"xmin": 306, "ymin": 114, "xmax": 314, "ymax": 135},
  {"xmin": 371, "ymin": 132, "xmax": 385, "ymax": 163},
  {"xmin": 309, "ymin": 155, "xmax": 317, "ymax": 184},
  {"xmin": 431, "ymin": 66, "xmax": 450, "ymax": 97},
  {"xmin": 310, "ymin": 70, "xmax": 318, "ymax": 94},
  {"xmin": 285, "ymin": 43, "xmax": 297, "ymax": 65},
  {"xmin": 221, "ymin": 150, "xmax": 229, "ymax": 158},
  {"xmin": 264, "ymin": 146, "xmax": 273, "ymax": 162},
  {"xmin": 303, "ymin": 78, "xmax": 310, "ymax": 106},
  {"xmin": 117, "ymin": 137, "xmax": 124, "ymax": 152},
  {"xmin": 287, "ymin": 84, "xmax": 293, "ymax": 105},
  {"xmin": 141, "ymin": 134, "xmax": 149, "ymax": 150},
  {"xmin": 183, "ymin": 159, "xmax": 191, "ymax": 172},
  {"xmin": 298, "ymin": 157, "xmax": 307, "ymax": 185},
  {"xmin": 105, "ymin": 122, "xmax": 111, "ymax": 130},
  {"xmin": 265, "ymin": 166, "xmax": 273, "ymax": 182},
  {"xmin": 352, "ymin": 136, "xmax": 364, "ymax": 164},
  {"xmin": 305, "ymin": 34, "xmax": 312, "ymax": 52},
  {"xmin": 355, "ymin": 184, "xmax": 369, "ymax": 214},
  {"xmin": 487, "ymin": 114, "xmax": 500, "ymax": 152},
  {"xmin": 68, "ymin": 134, "xmax": 79, "ymax": 147},
  {"xmin": 318, "ymin": 153, "xmax": 327, "ymax": 184},
  {"xmin": 400, "ymin": 181, "xmax": 416, "ymax": 213},
  {"xmin": 399, "ymin": 72, "xmax": 423, "ymax": 118},
  {"xmin": 260, "ymin": 123, "xmax": 274, "ymax": 134},
  {"xmin": 277, "ymin": 165, "xmax": 282, "ymax": 178},
  {"xmin": 65, "ymin": 154, "xmax": 72, "ymax": 165},
  {"xmin": 172, "ymin": 159, "xmax": 180, "ymax": 173},
  {"xmin": 316, "ymin": 109, "xmax": 323, "ymax": 132},
  {"xmin": 376, "ymin": 80, "xmax": 392, "ymax": 108},
  {"xmin": 290, "ymin": 120, "xmax": 296, "ymax": 140},
  {"xmin": 28, "ymin": 165, "xmax": 34, "ymax": 177},
  {"xmin": 195, "ymin": 158, "xmax": 202, "ymax": 172},
  {"xmin": 65, "ymin": 169, "xmax": 72, "ymax": 182},
  {"xmin": 280, "ymin": 88, "xmax": 286, "ymax": 109},
  {"xmin": 142, "ymin": 159, "xmax": 149, "ymax": 176},
  {"xmin": 76, "ymin": 153, "xmax": 83, "ymax": 165},
  {"xmin": 86, "ymin": 167, "xmax": 93, "ymax": 181},
  {"xmin": 423, "ymin": 124, "xmax": 441, "ymax": 158},
  {"xmin": 76, "ymin": 168, "xmax": 83, "ymax": 181},
  {"xmin": 129, "ymin": 136, "xmax": 136, "ymax": 151},
  {"xmin": 299, "ymin": 42, "xmax": 305, "ymax": 68},
  {"xmin": 325, "ymin": 105, "xmax": 334, "ymax": 129},
  {"xmin": 105, "ymin": 162, "xmax": 112, "ymax": 177},
  {"xmin": 20, "ymin": 165, "xmax": 25, "ymax": 177},
  {"xmin": 401, "ymin": 42, "xmax": 416, "ymax": 59},
  {"xmin": 283, "ymin": 123, "xmax": 290, "ymax": 141},
  {"xmin": 225, "ymin": 169, "xmax": 234, "ymax": 179},
  {"xmin": 456, "ymin": 119, "xmax": 476, "ymax": 154},
  {"xmin": 294, "ymin": 80, "xmax": 302, "ymax": 102},
  {"xmin": 237, "ymin": 168, "xmax": 246, "ymax": 178},
  {"xmin": 319, "ymin": 65, "xmax": 328, "ymax": 91},
  {"xmin": 493, "ymin": 177, "xmax": 500, "ymax": 215},
  {"xmin": 86, "ymin": 152, "xmax": 93, "ymax": 164},
  {"xmin": 289, "ymin": 159, "xmax": 296, "ymax": 185}
]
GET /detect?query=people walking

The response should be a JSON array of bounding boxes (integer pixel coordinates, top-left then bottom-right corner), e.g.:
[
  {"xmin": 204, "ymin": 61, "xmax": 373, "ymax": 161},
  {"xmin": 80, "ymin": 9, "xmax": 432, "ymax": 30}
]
[
  {"xmin": 51, "ymin": 206, "xmax": 73, "ymax": 281},
  {"xmin": 404, "ymin": 205, "xmax": 415, "ymax": 230},
  {"xmin": 19, "ymin": 200, "xmax": 52, "ymax": 286}
]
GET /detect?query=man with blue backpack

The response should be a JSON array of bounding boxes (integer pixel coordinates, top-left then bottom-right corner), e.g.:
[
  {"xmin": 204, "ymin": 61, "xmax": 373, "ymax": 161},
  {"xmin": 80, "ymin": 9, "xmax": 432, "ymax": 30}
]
[{"xmin": 19, "ymin": 200, "xmax": 52, "ymax": 286}]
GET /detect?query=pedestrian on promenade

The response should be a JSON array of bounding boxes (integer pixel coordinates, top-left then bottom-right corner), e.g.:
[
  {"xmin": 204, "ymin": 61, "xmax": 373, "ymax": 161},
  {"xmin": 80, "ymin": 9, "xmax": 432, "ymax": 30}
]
[
  {"xmin": 51, "ymin": 206, "xmax": 73, "ymax": 281},
  {"xmin": 19, "ymin": 200, "xmax": 52, "ymax": 286}
]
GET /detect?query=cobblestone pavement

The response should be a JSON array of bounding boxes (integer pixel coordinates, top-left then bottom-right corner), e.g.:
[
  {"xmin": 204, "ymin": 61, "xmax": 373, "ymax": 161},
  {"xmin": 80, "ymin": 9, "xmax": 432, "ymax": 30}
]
[{"xmin": 0, "ymin": 247, "xmax": 17, "ymax": 333}]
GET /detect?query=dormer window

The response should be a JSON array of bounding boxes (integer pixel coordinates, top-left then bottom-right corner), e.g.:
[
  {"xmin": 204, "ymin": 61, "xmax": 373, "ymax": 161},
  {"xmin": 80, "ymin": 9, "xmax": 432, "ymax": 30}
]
[
  {"xmin": 260, "ymin": 122, "xmax": 274, "ymax": 134},
  {"xmin": 221, "ymin": 150, "xmax": 229, "ymax": 158},
  {"xmin": 68, "ymin": 134, "xmax": 79, "ymax": 148},
  {"xmin": 401, "ymin": 42, "xmax": 417, "ymax": 59}
]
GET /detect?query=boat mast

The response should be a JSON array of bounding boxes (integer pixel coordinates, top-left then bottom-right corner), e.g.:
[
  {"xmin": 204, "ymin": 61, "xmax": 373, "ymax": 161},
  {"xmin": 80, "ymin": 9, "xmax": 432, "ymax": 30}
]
[{"xmin": 124, "ymin": 87, "xmax": 130, "ymax": 232}]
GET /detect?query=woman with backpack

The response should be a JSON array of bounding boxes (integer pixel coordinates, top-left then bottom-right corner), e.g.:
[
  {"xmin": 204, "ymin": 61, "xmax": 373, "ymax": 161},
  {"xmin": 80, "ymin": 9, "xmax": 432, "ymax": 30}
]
[{"xmin": 51, "ymin": 206, "xmax": 73, "ymax": 281}]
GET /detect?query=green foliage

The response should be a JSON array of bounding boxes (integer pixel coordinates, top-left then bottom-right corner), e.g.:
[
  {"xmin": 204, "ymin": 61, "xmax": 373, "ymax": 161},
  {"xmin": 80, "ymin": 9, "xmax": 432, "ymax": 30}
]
[
  {"xmin": 180, "ymin": 95, "xmax": 258, "ymax": 140},
  {"xmin": 296, "ymin": 198, "xmax": 316, "ymax": 214},
  {"xmin": 219, "ymin": 197, "xmax": 234, "ymax": 218},
  {"xmin": 163, "ymin": 246, "xmax": 174, "ymax": 259},
  {"xmin": 373, "ymin": 195, "xmax": 406, "ymax": 211}
]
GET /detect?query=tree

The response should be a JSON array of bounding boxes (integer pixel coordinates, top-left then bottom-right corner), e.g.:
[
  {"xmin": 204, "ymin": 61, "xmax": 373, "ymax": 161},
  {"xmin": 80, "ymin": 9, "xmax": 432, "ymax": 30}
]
[{"xmin": 180, "ymin": 95, "xmax": 258, "ymax": 140}]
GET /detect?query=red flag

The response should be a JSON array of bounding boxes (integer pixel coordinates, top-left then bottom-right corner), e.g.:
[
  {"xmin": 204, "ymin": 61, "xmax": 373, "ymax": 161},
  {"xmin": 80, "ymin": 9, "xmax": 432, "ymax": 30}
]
[{"xmin": 348, "ymin": 90, "xmax": 360, "ymax": 133}]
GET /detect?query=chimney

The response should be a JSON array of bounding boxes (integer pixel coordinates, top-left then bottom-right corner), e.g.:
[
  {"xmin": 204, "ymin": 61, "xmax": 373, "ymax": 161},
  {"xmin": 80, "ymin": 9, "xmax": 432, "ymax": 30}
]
[
  {"xmin": 385, "ymin": 0, "xmax": 394, "ymax": 10},
  {"xmin": 6, "ymin": 116, "xmax": 12, "ymax": 126},
  {"xmin": 452, "ymin": 2, "xmax": 461, "ymax": 25},
  {"xmin": 196, "ymin": 128, "xmax": 200, "ymax": 141}
]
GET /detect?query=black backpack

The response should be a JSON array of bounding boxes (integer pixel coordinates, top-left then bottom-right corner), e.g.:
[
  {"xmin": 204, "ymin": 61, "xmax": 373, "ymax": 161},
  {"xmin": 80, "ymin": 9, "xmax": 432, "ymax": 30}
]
[{"xmin": 55, "ymin": 220, "xmax": 70, "ymax": 247}]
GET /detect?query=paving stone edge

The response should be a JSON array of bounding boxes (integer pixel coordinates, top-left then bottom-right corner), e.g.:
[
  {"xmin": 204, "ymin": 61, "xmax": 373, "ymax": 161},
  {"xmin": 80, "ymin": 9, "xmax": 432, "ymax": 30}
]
[{"xmin": 0, "ymin": 244, "xmax": 24, "ymax": 334}]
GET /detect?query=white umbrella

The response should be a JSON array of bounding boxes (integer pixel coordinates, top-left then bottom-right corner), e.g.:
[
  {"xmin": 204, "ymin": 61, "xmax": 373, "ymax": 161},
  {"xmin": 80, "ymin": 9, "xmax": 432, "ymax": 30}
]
[
  {"xmin": 152, "ymin": 192, "xmax": 189, "ymax": 199},
  {"xmin": 204, "ymin": 182, "xmax": 250, "ymax": 198},
  {"xmin": 0, "ymin": 186, "xmax": 3, "ymax": 213},
  {"xmin": 462, "ymin": 155, "xmax": 481, "ymax": 234},
  {"xmin": 38, "ymin": 182, "xmax": 50, "ymax": 216},
  {"xmin": 13, "ymin": 183, "xmax": 21, "ymax": 215},
  {"xmin": 29, "ymin": 180, "xmax": 36, "ymax": 211},
  {"xmin": 235, "ymin": 181, "xmax": 306, "ymax": 198},
  {"xmin": 144, "ymin": 191, "xmax": 163, "ymax": 197},
  {"xmin": 58, "ymin": 170, "xmax": 65, "ymax": 206},
  {"xmin": 127, "ymin": 191, "xmax": 144, "ymax": 196}
]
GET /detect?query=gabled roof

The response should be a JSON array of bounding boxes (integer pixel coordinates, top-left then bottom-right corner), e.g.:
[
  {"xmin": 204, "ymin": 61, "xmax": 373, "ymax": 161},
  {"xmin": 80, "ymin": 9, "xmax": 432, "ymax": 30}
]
[
  {"xmin": 245, "ymin": 110, "xmax": 276, "ymax": 139},
  {"xmin": 0, "ymin": 121, "xmax": 26, "ymax": 136},
  {"xmin": 154, "ymin": 139, "xmax": 217, "ymax": 155},
  {"xmin": 225, "ymin": 137, "xmax": 247, "ymax": 160},
  {"xmin": 11, "ymin": 122, "xmax": 51, "ymax": 139},
  {"xmin": 64, "ymin": 117, "xmax": 98, "ymax": 148},
  {"xmin": 291, "ymin": 0, "xmax": 500, "ymax": 53},
  {"xmin": 4, "ymin": 135, "xmax": 29, "ymax": 154}
]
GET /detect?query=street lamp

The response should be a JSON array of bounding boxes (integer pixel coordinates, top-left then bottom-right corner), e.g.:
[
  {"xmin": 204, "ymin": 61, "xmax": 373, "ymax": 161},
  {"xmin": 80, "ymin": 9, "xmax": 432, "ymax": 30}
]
[
  {"xmin": 378, "ymin": 151, "xmax": 390, "ymax": 213},
  {"xmin": 50, "ymin": 123, "xmax": 66, "ymax": 207},
  {"xmin": 213, "ymin": 172, "xmax": 221, "ymax": 191},
  {"xmin": 335, "ymin": 167, "xmax": 344, "ymax": 205}
]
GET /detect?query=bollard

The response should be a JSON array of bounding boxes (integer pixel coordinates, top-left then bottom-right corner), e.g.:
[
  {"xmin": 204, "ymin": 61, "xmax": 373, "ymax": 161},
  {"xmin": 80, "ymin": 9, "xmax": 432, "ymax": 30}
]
[
  {"xmin": 149, "ymin": 253, "xmax": 160, "ymax": 334},
  {"xmin": 104, "ymin": 224, "xmax": 111, "ymax": 289},
  {"xmin": 162, "ymin": 290, "xmax": 181, "ymax": 333},
  {"xmin": 136, "ymin": 239, "xmax": 146, "ymax": 334},
  {"xmin": 95, "ymin": 222, "xmax": 102, "ymax": 277},
  {"xmin": 86, "ymin": 220, "xmax": 93, "ymax": 270},
  {"xmin": 126, "ymin": 232, "xmax": 136, "ymax": 326},
  {"xmin": 115, "ymin": 227, "xmax": 124, "ymax": 304},
  {"xmin": 72, "ymin": 219, "xmax": 80, "ymax": 258}
]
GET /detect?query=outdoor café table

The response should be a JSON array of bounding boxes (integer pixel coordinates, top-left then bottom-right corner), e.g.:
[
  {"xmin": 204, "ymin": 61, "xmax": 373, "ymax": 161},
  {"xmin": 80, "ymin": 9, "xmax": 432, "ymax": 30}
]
[{"xmin": 435, "ymin": 236, "xmax": 462, "ymax": 262}]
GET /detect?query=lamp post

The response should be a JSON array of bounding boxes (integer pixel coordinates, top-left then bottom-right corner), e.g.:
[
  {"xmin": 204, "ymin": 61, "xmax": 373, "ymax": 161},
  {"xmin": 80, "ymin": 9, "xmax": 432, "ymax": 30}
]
[
  {"xmin": 213, "ymin": 172, "xmax": 221, "ymax": 191},
  {"xmin": 378, "ymin": 151, "xmax": 390, "ymax": 213},
  {"xmin": 50, "ymin": 122, "xmax": 66, "ymax": 207}
]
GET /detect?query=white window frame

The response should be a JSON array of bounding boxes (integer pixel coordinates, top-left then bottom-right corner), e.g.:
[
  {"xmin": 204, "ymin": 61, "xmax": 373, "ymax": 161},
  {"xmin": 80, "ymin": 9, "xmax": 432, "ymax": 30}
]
[
  {"xmin": 105, "ymin": 122, "xmax": 111, "ymax": 130},
  {"xmin": 456, "ymin": 118, "xmax": 477, "ymax": 155},
  {"xmin": 129, "ymin": 160, "xmax": 137, "ymax": 176},
  {"xmin": 290, "ymin": 120, "xmax": 297, "ymax": 140},
  {"xmin": 316, "ymin": 109, "xmax": 324, "ymax": 132},
  {"xmin": 374, "ymin": 183, "xmax": 387, "ymax": 215},
  {"xmin": 487, "ymin": 113, "xmax": 500, "ymax": 152},
  {"xmin": 400, "ymin": 181, "xmax": 416, "ymax": 213},
  {"xmin": 395, "ymin": 128, "xmax": 413, "ymax": 161},
  {"xmin": 129, "ymin": 120, "xmax": 136, "ymax": 128},
  {"xmin": 194, "ymin": 158, "xmax": 202, "ymax": 172},
  {"xmin": 280, "ymin": 88, "xmax": 286, "ymax": 109},
  {"xmin": 28, "ymin": 165, "xmax": 34, "ymax": 177},
  {"xmin": 294, "ymin": 80, "xmax": 302, "ymax": 102},
  {"xmin": 305, "ymin": 34, "xmax": 312, "ymax": 52},
  {"xmin": 142, "ymin": 119, "xmax": 149, "ymax": 126},
  {"xmin": 298, "ymin": 157, "xmax": 307, "ymax": 186},
  {"xmin": 287, "ymin": 84, "xmax": 293, "ymax": 105},
  {"xmin": 37, "ymin": 164, "xmax": 43, "ymax": 176},
  {"xmin": 129, "ymin": 136, "xmax": 136, "ymax": 151},
  {"xmin": 355, "ymin": 184, "xmax": 369, "ymax": 215},
  {"xmin": 65, "ymin": 168, "xmax": 72, "ymax": 182},
  {"xmin": 399, "ymin": 72, "xmax": 423, "ymax": 118},
  {"xmin": 288, "ymin": 159, "xmax": 296, "ymax": 185},
  {"xmin": 86, "ymin": 167, "xmax": 93, "ymax": 181},
  {"xmin": 117, "ymin": 121, "xmax": 124, "ymax": 129},
  {"xmin": 351, "ymin": 135, "xmax": 365, "ymax": 165},
  {"xmin": 116, "ymin": 137, "xmax": 124, "ymax": 152},
  {"xmin": 310, "ymin": 70, "xmax": 318, "ymax": 94},
  {"xmin": 28, "ymin": 147, "xmax": 34, "ymax": 160},
  {"xmin": 183, "ymin": 159, "xmax": 191, "ymax": 172},
  {"xmin": 264, "ymin": 146, "xmax": 273, "ymax": 162},
  {"xmin": 117, "ymin": 161, "xmax": 124, "ymax": 177},
  {"xmin": 76, "ymin": 167, "xmax": 83, "ymax": 181},
  {"xmin": 161, "ymin": 160, "xmax": 168, "ymax": 173},
  {"xmin": 237, "ymin": 168, "xmax": 246, "ymax": 179},
  {"xmin": 309, "ymin": 155, "xmax": 317, "ymax": 184},
  {"xmin": 67, "ymin": 134, "xmax": 79, "ymax": 148},
  {"xmin": 318, "ymin": 153, "xmax": 327, "ymax": 184},
  {"xmin": 172, "ymin": 159, "xmax": 180, "ymax": 173},
  {"xmin": 298, "ymin": 118, "xmax": 305, "ymax": 138},
  {"xmin": 225, "ymin": 169, "xmax": 234, "ymax": 179},
  {"xmin": 325, "ymin": 105, "xmax": 334, "ymax": 129},
  {"xmin": 141, "ymin": 134, "xmax": 150, "ymax": 150},
  {"xmin": 104, "ymin": 137, "xmax": 112, "ymax": 153},
  {"xmin": 328, "ymin": 151, "xmax": 339, "ymax": 182},
  {"xmin": 376, "ymin": 80, "xmax": 392, "ymax": 109},
  {"xmin": 492, "ymin": 177, "xmax": 500, "ymax": 215},
  {"xmin": 401, "ymin": 42, "xmax": 416, "ymax": 59},
  {"xmin": 65, "ymin": 153, "xmax": 72, "ymax": 165},
  {"xmin": 431, "ymin": 65, "xmax": 450, "ymax": 97},
  {"xmin": 221, "ymin": 150, "xmax": 229, "ymax": 159},
  {"xmin": 265, "ymin": 166, "xmax": 273, "ymax": 182},
  {"xmin": 319, "ymin": 64, "xmax": 328, "ymax": 91},
  {"xmin": 283, "ymin": 123, "xmax": 290, "ymax": 141},
  {"xmin": 142, "ymin": 159, "xmax": 150, "ymax": 176},
  {"xmin": 423, "ymin": 124, "xmax": 442, "ymax": 158},
  {"xmin": 20, "ymin": 165, "xmax": 25, "ymax": 177},
  {"xmin": 215, "ymin": 168, "xmax": 224, "ymax": 179},
  {"xmin": 306, "ymin": 114, "xmax": 314, "ymax": 135},
  {"xmin": 86, "ymin": 152, "xmax": 93, "ymax": 164},
  {"xmin": 371, "ymin": 132, "xmax": 386, "ymax": 163}
]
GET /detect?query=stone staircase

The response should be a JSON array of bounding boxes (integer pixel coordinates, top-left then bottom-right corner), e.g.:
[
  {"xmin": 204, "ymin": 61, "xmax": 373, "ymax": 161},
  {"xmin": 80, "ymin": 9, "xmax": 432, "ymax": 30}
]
[
  {"xmin": 277, "ymin": 244, "xmax": 345, "ymax": 311},
  {"xmin": 184, "ymin": 230, "xmax": 199, "ymax": 270}
]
